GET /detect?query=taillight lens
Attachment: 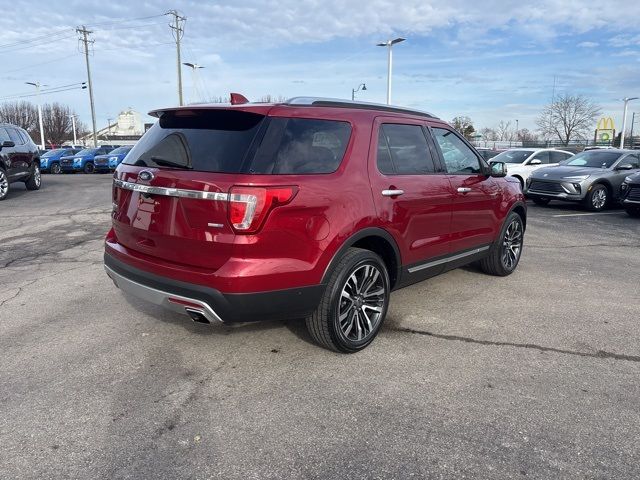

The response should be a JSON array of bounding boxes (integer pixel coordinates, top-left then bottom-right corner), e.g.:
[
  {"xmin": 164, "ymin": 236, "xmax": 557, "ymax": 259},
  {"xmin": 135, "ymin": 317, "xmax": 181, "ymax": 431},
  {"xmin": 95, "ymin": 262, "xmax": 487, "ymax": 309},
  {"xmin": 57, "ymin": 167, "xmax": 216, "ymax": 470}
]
[{"xmin": 228, "ymin": 186, "xmax": 298, "ymax": 233}]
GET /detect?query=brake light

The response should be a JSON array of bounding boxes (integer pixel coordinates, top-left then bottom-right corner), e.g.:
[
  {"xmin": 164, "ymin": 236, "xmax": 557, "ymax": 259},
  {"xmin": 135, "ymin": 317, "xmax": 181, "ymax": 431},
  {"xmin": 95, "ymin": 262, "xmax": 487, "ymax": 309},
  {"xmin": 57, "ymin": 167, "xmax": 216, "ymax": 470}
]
[{"xmin": 228, "ymin": 186, "xmax": 298, "ymax": 233}]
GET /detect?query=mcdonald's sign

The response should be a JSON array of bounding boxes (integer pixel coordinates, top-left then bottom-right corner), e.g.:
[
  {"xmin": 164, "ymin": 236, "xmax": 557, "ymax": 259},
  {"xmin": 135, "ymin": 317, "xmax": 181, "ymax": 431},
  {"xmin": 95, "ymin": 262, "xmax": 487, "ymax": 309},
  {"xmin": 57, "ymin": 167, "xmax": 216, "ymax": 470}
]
[{"xmin": 595, "ymin": 117, "xmax": 615, "ymax": 143}]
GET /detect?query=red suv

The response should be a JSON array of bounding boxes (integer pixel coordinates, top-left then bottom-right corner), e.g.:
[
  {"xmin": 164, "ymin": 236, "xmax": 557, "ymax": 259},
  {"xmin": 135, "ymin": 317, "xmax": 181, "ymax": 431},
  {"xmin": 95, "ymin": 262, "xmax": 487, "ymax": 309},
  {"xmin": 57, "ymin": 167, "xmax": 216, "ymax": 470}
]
[{"xmin": 104, "ymin": 96, "xmax": 526, "ymax": 352}]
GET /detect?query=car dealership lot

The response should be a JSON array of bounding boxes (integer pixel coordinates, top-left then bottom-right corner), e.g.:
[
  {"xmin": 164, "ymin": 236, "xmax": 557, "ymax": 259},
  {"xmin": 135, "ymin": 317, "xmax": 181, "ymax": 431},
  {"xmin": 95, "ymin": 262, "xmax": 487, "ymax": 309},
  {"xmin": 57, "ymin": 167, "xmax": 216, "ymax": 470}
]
[{"xmin": 1, "ymin": 175, "xmax": 639, "ymax": 479}]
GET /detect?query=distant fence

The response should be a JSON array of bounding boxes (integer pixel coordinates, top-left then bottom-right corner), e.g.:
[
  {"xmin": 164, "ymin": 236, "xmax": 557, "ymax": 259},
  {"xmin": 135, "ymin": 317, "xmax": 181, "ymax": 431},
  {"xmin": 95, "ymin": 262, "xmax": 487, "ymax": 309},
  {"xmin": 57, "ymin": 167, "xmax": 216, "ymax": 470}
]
[{"xmin": 472, "ymin": 136, "xmax": 640, "ymax": 152}]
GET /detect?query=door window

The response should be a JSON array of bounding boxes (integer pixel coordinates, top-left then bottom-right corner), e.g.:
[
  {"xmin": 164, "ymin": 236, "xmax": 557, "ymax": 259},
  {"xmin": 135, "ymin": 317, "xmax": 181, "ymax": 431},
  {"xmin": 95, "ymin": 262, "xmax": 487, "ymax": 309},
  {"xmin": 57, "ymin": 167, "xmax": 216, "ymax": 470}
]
[
  {"xmin": 431, "ymin": 127, "xmax": 481, "ymax": 174},
  {"xmin": 376, "ymin": 124, "xmax": 436, "ymax": 175},
  {"xmin": 18, "ymin": 130, "xmax": 31, "ymax": 145},
  {"xmin": 617, "ymin": 155, "xmax": 640, "ymax": 169},
  {"xmin": 0, "ymin": 128, "xmax": 11, "ymax": 143},
  {"xmin": 7, "ymin": 128, "xmax": 24, "ymax": 145},
  {"xmin": 550, "ymin": 151, "xmax": 570, "ymax": 163},
  {"xmin": 531, "ymin": 151, "xmax": 550, "ymax": 164}
]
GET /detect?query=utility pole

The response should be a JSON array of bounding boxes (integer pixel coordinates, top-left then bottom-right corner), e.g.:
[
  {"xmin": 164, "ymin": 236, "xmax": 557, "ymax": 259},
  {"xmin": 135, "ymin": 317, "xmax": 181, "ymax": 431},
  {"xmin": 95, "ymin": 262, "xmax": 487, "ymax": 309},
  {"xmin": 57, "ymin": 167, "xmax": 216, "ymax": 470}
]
[
  {"xmin": 77, "ymin": 26, "xmax": 98, "ymax": 147},
  {"xmin": 69, "ymin": 114, "xmax": 77, "ymax": 145},
  {"xmin": 168, "ymin": 10, "xmax": 186, "ymax": 106},
  {"xmin": 631, "ymin": 112, "xmax": 636, "ymax": 146}
]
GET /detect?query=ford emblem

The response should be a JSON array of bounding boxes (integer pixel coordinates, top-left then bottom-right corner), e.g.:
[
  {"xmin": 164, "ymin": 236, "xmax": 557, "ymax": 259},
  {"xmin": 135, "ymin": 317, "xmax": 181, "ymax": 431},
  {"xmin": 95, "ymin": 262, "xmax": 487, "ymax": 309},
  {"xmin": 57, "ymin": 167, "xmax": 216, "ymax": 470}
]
[{"xmin": 138, "ymin": 170, "xmax": 154, "ymax": 182}]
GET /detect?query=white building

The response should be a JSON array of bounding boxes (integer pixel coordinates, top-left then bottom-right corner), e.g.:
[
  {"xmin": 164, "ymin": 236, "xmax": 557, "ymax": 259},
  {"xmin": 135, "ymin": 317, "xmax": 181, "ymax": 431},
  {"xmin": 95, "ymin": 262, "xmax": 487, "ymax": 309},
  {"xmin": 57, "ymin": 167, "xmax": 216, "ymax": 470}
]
[{"xmin": 82, "ymin": 108, "xmax": 150, "ymax": 145}]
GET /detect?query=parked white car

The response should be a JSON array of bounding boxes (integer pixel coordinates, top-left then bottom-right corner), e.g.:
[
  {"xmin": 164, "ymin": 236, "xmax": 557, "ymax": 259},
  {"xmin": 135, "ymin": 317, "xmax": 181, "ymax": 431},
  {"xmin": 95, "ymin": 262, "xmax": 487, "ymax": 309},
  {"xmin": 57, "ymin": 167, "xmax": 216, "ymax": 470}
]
[{"xmin": 490, "ymin": 148, "xmax": 574, "ymax": 188}]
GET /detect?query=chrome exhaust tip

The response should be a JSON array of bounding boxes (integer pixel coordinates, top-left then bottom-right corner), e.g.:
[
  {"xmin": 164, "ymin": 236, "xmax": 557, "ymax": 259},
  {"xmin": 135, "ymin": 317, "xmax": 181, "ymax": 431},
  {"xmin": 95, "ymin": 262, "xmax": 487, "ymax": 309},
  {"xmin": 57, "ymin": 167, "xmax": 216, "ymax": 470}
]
[{"xmin": 185, "ymin": 308, "xmax": 211, "ymax": 324}]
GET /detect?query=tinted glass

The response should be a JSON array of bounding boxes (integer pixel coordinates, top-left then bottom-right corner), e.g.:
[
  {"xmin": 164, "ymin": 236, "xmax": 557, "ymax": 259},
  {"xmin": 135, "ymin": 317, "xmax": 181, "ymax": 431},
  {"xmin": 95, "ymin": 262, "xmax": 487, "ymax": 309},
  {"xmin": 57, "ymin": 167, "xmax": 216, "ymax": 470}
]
[
  {"xmin": 252, "ymin": 118, "xmax": 351, "ymax": 174},
  {"xmin": 109, "ymin": 146, "xmax": 132, "ymax": 155},
  {"xmin": 7, "ymin": 128, "xmax": 24, "ymax": 145},
  {"xmin": 618, "ymin": 155, "xmax": 640, "ymax": 169},
  {"xmin": 550, "ymin": 151, "xmax": 571, "ymax": 163},
  {"xmin": 532, "ymin": 151, "xmax": 550, "ymax": 164},
  {"xmin": 376, "ymin": 124, "xmax": 436, "ymax": 175},
  {"xmin": 18, "ymin": 130, "xmax": 31, "ymax": 144},
  {"xmin": 492, "ymin": 150, "xmax": 533, "ymax": 164},
  {"xmin": 42, "ymin": 149, "xmax": 65, "ymax": 157},
  {"xmin": 565, "ymin": 151, "xmax": 622, "ymax": 168},
  {"xmin": 125, "ymin": 111, "xmax": 351, "ymax": 174},
  {"xmin": 432, "ymin": 128, "xmax": 481, "ymax": 174}
]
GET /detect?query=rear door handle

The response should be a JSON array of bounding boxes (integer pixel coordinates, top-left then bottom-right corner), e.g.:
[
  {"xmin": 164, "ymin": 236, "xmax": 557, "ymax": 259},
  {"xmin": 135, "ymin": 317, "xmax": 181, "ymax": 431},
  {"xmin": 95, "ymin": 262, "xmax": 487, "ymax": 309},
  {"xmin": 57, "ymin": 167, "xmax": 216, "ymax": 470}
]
[
  {"xmin": 382, "ymin": 189, "xmax": 404, "ymax": 197},
  {"xmin": 457, "ymin": 187, "xmax": 472, "ymax": 194}
]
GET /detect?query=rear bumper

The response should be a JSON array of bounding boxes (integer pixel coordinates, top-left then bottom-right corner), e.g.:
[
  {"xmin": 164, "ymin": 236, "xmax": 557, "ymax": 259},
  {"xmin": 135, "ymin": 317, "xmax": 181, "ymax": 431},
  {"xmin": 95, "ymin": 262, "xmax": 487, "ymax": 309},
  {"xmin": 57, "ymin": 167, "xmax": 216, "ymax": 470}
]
[{"xmin": 104, "ymin": 252, "xmax": 324, "ymax": 323}]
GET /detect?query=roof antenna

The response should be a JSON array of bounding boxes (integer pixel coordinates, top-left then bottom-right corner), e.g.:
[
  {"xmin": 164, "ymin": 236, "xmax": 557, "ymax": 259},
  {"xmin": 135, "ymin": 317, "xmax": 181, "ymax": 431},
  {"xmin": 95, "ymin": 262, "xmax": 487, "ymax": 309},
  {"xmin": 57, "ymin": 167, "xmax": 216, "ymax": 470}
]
[{"xmin": 230, "ymin": 93, "xmax": 249, "ymax": 105}]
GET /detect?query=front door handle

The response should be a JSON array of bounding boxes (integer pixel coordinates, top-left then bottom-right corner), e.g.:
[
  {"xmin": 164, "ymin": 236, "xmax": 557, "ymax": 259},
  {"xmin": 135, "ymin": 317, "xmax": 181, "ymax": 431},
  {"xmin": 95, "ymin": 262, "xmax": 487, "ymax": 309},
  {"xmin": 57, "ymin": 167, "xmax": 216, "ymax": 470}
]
[
  {"xmin": 382, "ymin": 189, "xmax": 404, "ymax": 197},
  {"xmin": 457, "ymin": 187, "xmax": 472, "ymax": 194}
]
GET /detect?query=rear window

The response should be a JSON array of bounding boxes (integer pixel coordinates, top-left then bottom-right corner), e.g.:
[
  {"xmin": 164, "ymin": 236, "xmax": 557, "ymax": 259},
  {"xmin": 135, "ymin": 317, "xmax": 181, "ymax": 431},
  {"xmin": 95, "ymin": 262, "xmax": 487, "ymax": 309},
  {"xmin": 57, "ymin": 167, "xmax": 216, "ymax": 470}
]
[{"xmin": 123, "ymin": 110, "xmax": 351, "ymax": 174}]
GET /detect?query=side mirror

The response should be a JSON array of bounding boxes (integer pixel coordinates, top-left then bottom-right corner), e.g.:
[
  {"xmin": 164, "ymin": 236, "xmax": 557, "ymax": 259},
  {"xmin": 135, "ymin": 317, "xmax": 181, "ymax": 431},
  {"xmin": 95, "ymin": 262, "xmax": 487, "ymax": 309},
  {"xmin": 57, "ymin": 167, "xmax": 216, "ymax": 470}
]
[
  {"xmin": 490, "ymin": 161, "xmax": 507, "ymax": 177},
  {"xmin": 1, "ymin": 140, "xmax": 15, "ymax": 149},
  {"xmin": 529, "ymin": 159, "xmax": 542, "ymax": 165},
  {"xmin": 616, "ymin": 164, "xmax": 633, "ymax": 170}
]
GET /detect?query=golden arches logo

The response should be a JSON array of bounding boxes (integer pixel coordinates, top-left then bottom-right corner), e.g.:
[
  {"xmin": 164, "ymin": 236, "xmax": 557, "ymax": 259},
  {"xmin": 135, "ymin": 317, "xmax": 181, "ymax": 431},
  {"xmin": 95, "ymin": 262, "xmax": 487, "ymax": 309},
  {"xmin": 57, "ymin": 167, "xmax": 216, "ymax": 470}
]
[{"xmin": 597, "ymin": 117, "xmax": 615, "ymax": 130}]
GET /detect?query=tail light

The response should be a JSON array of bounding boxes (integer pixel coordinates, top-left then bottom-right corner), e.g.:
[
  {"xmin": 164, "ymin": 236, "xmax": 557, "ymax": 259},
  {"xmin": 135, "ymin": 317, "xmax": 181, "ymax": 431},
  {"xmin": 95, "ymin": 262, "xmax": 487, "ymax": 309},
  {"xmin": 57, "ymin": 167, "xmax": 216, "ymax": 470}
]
[{"xmin": 229, "ymin": 186, "xmax": 298, "ymax": 233}]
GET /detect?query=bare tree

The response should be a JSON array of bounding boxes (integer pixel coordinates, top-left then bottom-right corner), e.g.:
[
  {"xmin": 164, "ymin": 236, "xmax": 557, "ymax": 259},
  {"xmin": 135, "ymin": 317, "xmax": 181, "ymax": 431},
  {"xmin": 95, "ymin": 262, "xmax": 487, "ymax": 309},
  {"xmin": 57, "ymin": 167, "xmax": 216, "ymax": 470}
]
[
  {"xmin": 517, "ymin": 128, "xmax": 538, "ymax": 143},
  {"xmin": 0, "ymin": 101, "xmax": 38, "ymax": 131},
  {"xmin": 451, "ymin": 116, "xmax": 475, "ymax": 139},
  {"xmin": 479, "ymin": 127, "xmax": 498, "ymax": 141},
  {"xmin": 496, "ymin": 120, "xmax": 513, "ymax": 141},
  {"xmin": 536, "ymin": 93, "xmax": 601, "ymax": 145},
  {"xmin": 259, "ymin": 94, "xmax": 288, "ymax": 103},
  {"xmin": 208, "ymin": 95, "xmax": 230, "ymax": 103},
  {"xmin": 41, "ymin": 103, "xmax": 73, "ymax": 146}
]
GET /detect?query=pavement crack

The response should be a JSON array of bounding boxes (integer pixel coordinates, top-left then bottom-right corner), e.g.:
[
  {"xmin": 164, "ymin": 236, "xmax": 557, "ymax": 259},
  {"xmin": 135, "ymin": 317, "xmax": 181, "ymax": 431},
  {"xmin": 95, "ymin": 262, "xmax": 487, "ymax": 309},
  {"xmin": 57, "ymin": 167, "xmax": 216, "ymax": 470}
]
[
  {"xmin": 528, "ymin": 243, "xmax": 640, "ymax": 249},
  {"xmin": 390, "ymin": 327, "xmax": 640, "ymax": 363},
  {"xmin": 0, "ymin": 279, "xmax": 37, "ymax": 307}
]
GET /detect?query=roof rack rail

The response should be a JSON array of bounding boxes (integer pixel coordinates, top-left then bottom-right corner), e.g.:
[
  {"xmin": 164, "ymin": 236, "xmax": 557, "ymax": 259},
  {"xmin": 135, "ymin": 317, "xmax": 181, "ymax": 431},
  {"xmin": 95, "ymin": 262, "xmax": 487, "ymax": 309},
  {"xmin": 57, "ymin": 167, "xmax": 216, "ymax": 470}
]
[{"xmin": 283, "ymin": 97, "xmax": 439, "ymax": 119}]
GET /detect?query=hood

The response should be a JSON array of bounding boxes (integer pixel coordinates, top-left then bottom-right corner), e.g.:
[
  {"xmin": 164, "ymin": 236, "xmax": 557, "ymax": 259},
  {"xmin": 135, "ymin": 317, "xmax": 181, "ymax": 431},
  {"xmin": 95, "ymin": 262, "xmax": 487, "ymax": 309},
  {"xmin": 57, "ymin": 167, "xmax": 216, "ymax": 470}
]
[
  {"xmin": 94, "ymin": 154, "xmax": 110, "ymax": 160},
  {"xmin": 626, "ymin": 172, "xmax": 640, "ymax": 184},
  {"xmin": 531, "ymin": 165, "xmax": 604, "ymax": 180}
]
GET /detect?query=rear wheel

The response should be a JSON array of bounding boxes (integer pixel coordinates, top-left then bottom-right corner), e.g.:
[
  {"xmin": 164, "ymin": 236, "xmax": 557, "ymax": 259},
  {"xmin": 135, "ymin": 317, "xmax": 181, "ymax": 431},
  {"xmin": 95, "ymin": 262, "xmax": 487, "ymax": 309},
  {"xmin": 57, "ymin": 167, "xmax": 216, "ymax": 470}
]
[
  {"xmin": 0, "ymin": 169, "xmax": 9, "ymax": 200},
  {"xmin": 532, "ymin": 197, "xmax": 550, "ymax": 206},
  {"xmin": 51, "ymin": 162, "xmax": 61, "ymax": 174},
  {"xmin": 584, "ymin": 184, "xmax": 607, "ymax": 211},
  {"xmin": 306, "ymin": 248, "xmax": 390, "ymax": 353},
  {"xmin": 25, "ymin": 164, "xmax": 41, "ymax": 191},
  {"xmin": 479, "ymin": 212, "xmax": 524, "ymax": 276},
  {"xmin": 83, "ymin": 162, "xmax": 95, "ymax": 174}
]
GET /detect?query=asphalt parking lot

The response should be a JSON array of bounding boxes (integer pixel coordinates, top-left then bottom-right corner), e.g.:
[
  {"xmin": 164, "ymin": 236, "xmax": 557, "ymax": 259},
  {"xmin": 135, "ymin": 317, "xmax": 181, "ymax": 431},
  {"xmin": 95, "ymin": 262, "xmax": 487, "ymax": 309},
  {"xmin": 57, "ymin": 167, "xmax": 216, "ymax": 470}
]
[{"xmin": 1, "ymin": 174, "xmax": 639, "ymax": 479}]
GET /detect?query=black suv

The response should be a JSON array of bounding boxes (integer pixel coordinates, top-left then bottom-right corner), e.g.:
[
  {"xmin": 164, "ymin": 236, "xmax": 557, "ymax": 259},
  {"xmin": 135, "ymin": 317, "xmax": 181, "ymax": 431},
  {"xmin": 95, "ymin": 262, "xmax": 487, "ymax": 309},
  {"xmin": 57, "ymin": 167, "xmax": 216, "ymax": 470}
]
[
  {"xmin": 0, "ymin": 123, "xmax": 41, "ymax": 200},
  {"xmin": 621, "ymin": 172, "xmax": 640, "ymax": 217}
]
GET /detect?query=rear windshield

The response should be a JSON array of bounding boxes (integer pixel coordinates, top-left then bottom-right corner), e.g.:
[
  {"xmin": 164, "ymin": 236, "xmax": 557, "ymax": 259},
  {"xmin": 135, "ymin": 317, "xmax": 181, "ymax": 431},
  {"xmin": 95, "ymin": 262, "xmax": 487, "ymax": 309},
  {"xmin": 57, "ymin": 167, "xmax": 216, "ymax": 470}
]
[{"xmin": 123, "ymin": 110, "xmax": 352, "ymax": 174}]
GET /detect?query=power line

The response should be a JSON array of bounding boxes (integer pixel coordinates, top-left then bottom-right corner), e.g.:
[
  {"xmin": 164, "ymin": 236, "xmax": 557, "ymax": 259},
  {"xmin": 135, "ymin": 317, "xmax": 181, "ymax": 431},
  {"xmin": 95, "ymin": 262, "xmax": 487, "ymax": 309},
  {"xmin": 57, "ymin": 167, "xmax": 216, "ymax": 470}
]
[
  {"xmin": 0, "ymin": 31, "xmax": 77, "ymax": 54},
  {"xmin": 0, "ymin": 28, "xmax": 75, "ymax": 49},
  {"xmin": 1, "ymin": 53, "xmax": 79, "ymax": 75},
  {"xmin": 85, "ymin": 13, "xmax": 166, "ymax": 28},
  {"xmin": 0, "ymin": 85, "xmax": 87, "ymax": 102}
]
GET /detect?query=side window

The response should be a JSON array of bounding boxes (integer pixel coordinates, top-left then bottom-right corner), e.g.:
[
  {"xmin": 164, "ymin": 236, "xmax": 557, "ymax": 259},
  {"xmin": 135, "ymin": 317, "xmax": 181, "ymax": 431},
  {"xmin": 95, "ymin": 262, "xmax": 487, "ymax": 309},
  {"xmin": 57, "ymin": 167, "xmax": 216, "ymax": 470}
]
[
  {"xmin": 7, "ymin": 128, "xmax": 24, "ymax": 145},
  {"xmin": 18, "ymin": 130, "xmax": 31, "ymax": 145},
  {"xmin": 432, "ymin": 127, "xmax": 481, "ymax": 174},
  {"xmin": 0, "ymin": 128, "xmax": 11, "ymax": 143},
  {"xmin": 550, "ymin": 151, "xmax": 568, "ymax": 163},
  {"xmin": 377, "ymin": 124, "xmax": 436, "ymax": 175},
  {"xmin": 532, "ymin": 151, "xmax": 551, "ymax": 164},
  {"xmin": 619, "ymin": 155, "xmax": 640, "ymax": 169}
]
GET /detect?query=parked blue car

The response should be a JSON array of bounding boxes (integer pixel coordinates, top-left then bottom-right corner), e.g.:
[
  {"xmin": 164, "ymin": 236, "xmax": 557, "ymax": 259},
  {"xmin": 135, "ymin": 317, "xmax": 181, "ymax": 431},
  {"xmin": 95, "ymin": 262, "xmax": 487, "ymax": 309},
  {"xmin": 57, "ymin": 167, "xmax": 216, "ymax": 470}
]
[
  {"xmin": 93, "ymin": 146, "xmax": 133, "ymax": 173},
  {"xmin": 40, "ymin": 148, "xmax": 80, "ymax": 174},
  {"xmin": 59, "ymin": 146, "xmax": 114, "ymax": 173}
]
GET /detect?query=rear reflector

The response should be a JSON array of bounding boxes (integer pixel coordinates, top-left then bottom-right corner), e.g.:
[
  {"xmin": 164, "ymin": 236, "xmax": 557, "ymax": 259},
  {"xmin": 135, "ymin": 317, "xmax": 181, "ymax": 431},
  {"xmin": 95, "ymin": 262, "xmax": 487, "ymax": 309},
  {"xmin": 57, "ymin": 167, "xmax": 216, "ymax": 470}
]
[{"xmin": 228, "ymin": 186, "xmax": 298, "ymax": 233}]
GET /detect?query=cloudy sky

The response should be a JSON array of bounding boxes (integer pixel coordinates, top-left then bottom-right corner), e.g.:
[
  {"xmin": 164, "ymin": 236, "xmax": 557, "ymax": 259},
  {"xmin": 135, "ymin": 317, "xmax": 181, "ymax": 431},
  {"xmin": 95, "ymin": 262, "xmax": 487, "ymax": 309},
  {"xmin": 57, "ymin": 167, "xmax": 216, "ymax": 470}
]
[{"xmin": 1, "ymin": 0, "xmax": 639, "ymax": 133}]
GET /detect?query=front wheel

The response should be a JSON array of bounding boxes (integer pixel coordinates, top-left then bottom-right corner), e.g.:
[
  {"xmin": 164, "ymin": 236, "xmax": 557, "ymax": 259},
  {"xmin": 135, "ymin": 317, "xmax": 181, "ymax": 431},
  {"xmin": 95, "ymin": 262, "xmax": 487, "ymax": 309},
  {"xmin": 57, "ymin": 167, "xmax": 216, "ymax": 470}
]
[
  {"xmin": 83, "ymin": 162, "xmax": 95, "ymax": 174},
  {"xmin": 51, "ymin": 162, "xmax": 61, "ymax": 174},
  {"xmin": 584, "ymin": 184, "xmax": 608, "ymax": 211},
  {"xmin": 479, "ymin": 212, "xmax": 524, "ymax": 276},
  {"xmin": 306, "ymin": 248, "xmax": 390, "ymax": 353},
  {"xmin": 25, "ymin": 164, "xmax": 41, "ymax": 191},
  {"xmin": 0, "ymin": 169, "xmax": 9, "ymax": 200}
]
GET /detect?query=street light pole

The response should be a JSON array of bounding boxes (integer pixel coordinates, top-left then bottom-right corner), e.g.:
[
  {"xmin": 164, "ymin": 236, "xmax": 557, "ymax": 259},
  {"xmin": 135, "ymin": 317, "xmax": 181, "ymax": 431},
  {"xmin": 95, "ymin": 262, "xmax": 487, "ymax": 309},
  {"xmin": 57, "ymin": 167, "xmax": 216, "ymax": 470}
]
[
  {"xmin": 620, "ymin": 97, "xmax": 638, "ymax": 149},
  {"xmin": 351, "ymin": 83, "xmax": 367, "ymax": 101},
  {"xmin": 515, "ymin": 119, "xmax": 519, "ymax": 143},
  {"xmin": 183, "ymin": 62, "xmax": 204, "ymax": 103},
  {"xmin": 25, "ymin": 81, "xmax": 46, "ymax": 149},
  {"xmin": 630, "ymin": 112, "xmax": 636, "ymax": 146},
  {"xmin": 376, "ymin": 38, "xmax": 405, "ymax": 105},
  {"xmin": 69, "ymin": 114, "xmax": 77, "ymax": 145}
]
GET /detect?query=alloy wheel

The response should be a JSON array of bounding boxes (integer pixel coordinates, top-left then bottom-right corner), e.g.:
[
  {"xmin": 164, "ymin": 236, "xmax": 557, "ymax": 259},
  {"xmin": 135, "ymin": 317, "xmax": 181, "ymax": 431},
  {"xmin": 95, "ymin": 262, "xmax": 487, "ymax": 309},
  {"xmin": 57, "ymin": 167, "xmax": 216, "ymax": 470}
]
[
  {"xmin": 501, "ymin": 219, "xmax": 523, "ymax": 270},
  {"xmin": 51, "ymin": 163, "xmax": 61, "ymax": 174},
  {"xmin": 338, "ymin": 264, "xmax": 386, "ymax": 342},
  {"xmin": 33, "ymin": 165, "xmax": 41, "ymax": 187},
  {"xmin": 592, "ymin": 188, "xmax": 607, "ymax": 210},
  {"xmin": 0, "ymin": 170, "xmax": 8, "ymax": 198}
]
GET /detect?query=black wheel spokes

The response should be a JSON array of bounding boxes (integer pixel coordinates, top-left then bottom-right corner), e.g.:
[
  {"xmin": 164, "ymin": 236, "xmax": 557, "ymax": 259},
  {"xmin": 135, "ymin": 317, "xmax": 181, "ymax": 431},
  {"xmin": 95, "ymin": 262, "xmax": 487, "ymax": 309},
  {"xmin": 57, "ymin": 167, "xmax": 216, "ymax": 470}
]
[
  {"xmin": 593, "ymin": 189, "xmax": 606, "ymax": 209},
  {"xmin": 338, "ymin": 264, "xmax": 386, "ymax": 341},
  {"xmin": 0, "ymin": 172, "xmax": 7, "ymax": 195},
  {"xmin": 502, "ymin": 221, "xmax": 522, "ymax": 270}
]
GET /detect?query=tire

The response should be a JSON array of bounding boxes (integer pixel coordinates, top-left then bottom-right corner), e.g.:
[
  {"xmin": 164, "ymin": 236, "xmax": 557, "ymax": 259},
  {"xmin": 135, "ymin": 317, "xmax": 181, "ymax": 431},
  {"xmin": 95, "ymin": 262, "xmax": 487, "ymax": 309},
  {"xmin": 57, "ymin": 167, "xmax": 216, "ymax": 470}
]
[
  {"xmin": 532, "ymin": 197, "xmax": 550, "ymax": 206},
  {"xmin": 25, "ymin": 163, "xmax": 41, "ymax": 191},
  {"xmin": 83, "ymin": 162, "xmax": 95, "ymax": 174},
  {"xmin": 625, "ymin": 207, "xmax": 640, "ymax": 218},
  {"xmin": 513, "ymin": 176, "xmax": 524, "ymax": 190},
  {"xmin": 51, "ymin": 162, "xmax": 61, "ymax": 174},
  {"xmin": 584, "ymin": 184, "xmax": 608, "ymax": 211},
  {"xmin": 0, "ymin": 169, "xmax": 9, "ymax": 201},
  {"xmin": 306, "ymin": 248, "xmax": 390, "ymax": 353},
  {"xmin": 479, "ymin": 212, "xmax": 524, "ymax": 276}
]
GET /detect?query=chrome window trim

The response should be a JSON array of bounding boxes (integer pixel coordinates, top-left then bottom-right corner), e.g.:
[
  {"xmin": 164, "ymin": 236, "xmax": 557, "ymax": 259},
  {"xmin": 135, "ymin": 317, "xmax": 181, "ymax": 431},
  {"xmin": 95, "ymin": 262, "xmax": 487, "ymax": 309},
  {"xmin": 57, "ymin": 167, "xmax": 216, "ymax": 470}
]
[
  {"xmin": 113, "ymin": 179, "xmax": 229, "ymax": 201},
  {"xmin": 407, "ymin": 245, "xmax": 491, "ymax": 273}
]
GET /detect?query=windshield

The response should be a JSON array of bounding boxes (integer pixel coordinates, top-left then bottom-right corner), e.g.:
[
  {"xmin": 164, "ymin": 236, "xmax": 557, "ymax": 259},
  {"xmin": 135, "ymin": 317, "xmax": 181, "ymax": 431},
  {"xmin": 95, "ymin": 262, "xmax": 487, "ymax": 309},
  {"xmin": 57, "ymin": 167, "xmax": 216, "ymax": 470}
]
[
  {"xmin": 76, "ymin": 148, "xmax": 97, "ymax": 156},
  {"xmin": 492, "ymin": 150, "xmax": 533, "ymax": 164},
  {"xmin": 565, "ymin": 151, "xmax": 622, "ymax": 168},
  {"xmin": 109, "ymin": 146, "xmax": 132, "ymax": 155},
  {"xmin": 42, "ymin": 149, "xmax": 65, "ymax": 157}
]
